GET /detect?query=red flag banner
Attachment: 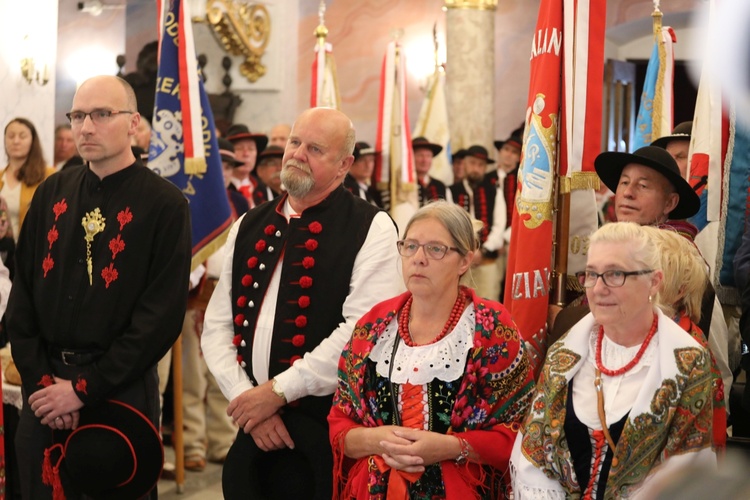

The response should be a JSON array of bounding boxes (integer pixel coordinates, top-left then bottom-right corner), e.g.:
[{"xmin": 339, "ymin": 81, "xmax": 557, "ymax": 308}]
[
  {"xmin": 504, "ymin": 0, "xmax": 606, "ymax": 375},
  {"xmin": 503, "ymin": 0, "xmax": 562, "ymax": 372}
]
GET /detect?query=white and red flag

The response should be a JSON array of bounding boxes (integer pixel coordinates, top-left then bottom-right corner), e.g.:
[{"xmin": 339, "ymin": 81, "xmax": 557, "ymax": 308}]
[{"xmin": 374, "ymin": 41, "xmax": 416, "ymax": 234}]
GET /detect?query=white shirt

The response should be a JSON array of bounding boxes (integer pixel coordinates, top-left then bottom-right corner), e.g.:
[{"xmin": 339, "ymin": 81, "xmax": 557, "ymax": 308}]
[{"xmin": 201, "ymin": 202, "xmax": 404, "ymax": 403}]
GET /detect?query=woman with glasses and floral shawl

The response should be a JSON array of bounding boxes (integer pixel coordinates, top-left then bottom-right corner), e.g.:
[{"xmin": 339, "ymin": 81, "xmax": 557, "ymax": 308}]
[
  {"xmin": 329, "ymin": 201, "xmax": 535, "ymax": 499},
  {"xmin": 511, "ymin": 222, "xmax": 716, "ymax": 499}
]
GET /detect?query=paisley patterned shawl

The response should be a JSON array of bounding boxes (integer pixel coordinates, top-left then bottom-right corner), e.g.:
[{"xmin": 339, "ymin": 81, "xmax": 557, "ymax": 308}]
[
  {"xmin": 329, "ymin": 287, "xmax": 535, "ymax": 499},
  {"xmin": 514, "ymin": 309, "xmax": 715, "ymax": 499}
]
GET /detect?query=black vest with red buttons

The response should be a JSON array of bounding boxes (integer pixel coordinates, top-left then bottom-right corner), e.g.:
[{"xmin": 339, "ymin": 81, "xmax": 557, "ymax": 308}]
[
  {"xmin": 450, "ymin": 172, "xmax": 499, "ymax": 244},
  {"xmin": 231, "ymin": 186, "xmax": 380, "ymax": 421},
  {"xmin": 418, "ymin": 177, "xmax": 448, "ymax": 207}
]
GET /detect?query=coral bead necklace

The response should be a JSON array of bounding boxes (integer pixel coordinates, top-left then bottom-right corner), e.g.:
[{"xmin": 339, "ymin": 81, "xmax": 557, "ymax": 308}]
[
  {"xmin": 595, "ymin": 312, "xmax": 658, "ymax": 377},
  {"xmin": 398, "ymin": 290, "xmax": 467, "ymax": 347}
]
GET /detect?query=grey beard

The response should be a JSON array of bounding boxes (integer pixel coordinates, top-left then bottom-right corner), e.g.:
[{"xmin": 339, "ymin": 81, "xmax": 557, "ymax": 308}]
[{"xmin": 280, "ymin": 168, "xmax": 314, "ymax": 198}]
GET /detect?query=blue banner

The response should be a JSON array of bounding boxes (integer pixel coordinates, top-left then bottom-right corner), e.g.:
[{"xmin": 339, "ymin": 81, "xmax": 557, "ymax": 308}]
[
  {"xmin": 148, "ymin": 0, "xmax": 232, "ymax": 269},
  {"xmin": 633, "ymin": 41, "xmax": 660, "ymax": 150}
]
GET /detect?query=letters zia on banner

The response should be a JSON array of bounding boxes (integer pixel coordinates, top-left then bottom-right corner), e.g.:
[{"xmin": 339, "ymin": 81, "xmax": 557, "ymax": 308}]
[
  {"xmin": 504, "ymin": 0, "xmax": 605, "ymax": 375},
  {"xmin": 149, "ymin": 0, "xmax": 232, "ymax": 270}
]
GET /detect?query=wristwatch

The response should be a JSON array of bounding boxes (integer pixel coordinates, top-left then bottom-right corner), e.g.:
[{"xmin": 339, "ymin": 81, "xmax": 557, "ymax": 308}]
[
  {"xmin": 271, "ymin": 378, "xmax": 287, "ymax": 404},
  {"xmin": 455, "ymin": 436, "xmax": 470, "ymax": 465}
]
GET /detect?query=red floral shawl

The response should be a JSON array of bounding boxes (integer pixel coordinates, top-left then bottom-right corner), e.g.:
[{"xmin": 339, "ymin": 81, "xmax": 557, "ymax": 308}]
[{"xmin": 328, "ymin": 287, "xmax": 535, "ymax": 499}]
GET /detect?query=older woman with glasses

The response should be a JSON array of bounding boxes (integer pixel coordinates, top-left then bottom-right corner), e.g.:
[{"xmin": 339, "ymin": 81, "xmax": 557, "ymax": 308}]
[
  {"xmin": 329, "ymin": 201, "xmax": 535, "ymax": 499},
  {"xmin": 511, "ymin": 222, "xmax": 716, "ymax": 499}
]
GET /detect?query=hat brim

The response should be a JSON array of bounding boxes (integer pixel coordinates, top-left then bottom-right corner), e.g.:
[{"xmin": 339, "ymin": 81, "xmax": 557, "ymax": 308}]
[
  {"xmin": 226, "ymin": 133, "xmax": 269, "ymax": 153},
  {"xmin": 60, "ymin": 400, "xmax": 163, "ymax": 500},
  {"xmin": 650, "ymin": 133, "xmax": 690, "ymax": 150},
  {"xmin": 494, "ymin": 139, "xmax": 522, "ymax": 151},
  {"xmin": 221, "ymin": 154, "xmax": 245, "ymax": 167},
  {"xmin": 595, "ymin": 151, "xmax": 700, "ymax": 220},
  {"xmin": 466, "ymin": 153, "xmax": 495, "ymax": 164},
  {"xmin": 413, "ymin": 144, "xmax": 443, "ymax": 156}
]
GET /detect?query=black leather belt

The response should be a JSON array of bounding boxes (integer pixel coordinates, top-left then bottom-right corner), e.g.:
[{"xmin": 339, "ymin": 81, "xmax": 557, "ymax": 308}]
[{"xmin": 49, "ymin": 347, "xmax": 103, "ymax": 366}]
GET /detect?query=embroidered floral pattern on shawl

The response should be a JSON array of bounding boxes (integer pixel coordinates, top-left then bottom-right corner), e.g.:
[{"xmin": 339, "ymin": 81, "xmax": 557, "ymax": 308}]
[
  {"xmin": 330, "ymin": 288, "xmax": 535, "ymax": 499},
  {"xmin": 519, "ymin": 312, "xmax": 714, "ymax": 498}
]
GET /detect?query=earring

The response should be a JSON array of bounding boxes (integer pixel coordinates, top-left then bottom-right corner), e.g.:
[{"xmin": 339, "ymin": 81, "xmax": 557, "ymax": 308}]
[{"xmin": 648, "ymin": 294, "xmax": 652, "ymax": 303}]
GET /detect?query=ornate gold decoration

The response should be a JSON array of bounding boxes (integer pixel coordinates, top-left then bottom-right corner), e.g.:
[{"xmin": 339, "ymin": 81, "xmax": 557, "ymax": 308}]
[
  {"xmin": 206, "ymin": 0, "xmax": 271, "ymax": 83},
  {"xmin": 444, "ymin": 0, "xmax": 498, "ymax": 10},
  {"xmin": 516, "ymin": 94, "xmax": 557, "ymax": 229},
  {"xmin": 82, "ymin": 208, "xmax": 106, "ymax": 285}
]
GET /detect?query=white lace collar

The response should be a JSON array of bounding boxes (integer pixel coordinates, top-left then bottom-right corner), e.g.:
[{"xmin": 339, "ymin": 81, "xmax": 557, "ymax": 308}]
[{"xmin": 370, "ymin": 304, "xmax": 475, "ymax": 385}]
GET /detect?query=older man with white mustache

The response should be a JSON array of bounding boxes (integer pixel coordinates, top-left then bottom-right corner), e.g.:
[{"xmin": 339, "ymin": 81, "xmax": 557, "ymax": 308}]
[{"xmin": 201, "ymin": 107, "xmax": 403, "ymax": 499}]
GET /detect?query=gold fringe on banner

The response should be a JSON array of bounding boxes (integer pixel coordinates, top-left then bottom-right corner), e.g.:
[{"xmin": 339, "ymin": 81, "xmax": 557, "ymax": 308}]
[{"xmin": 184, "ymin": 157, "xmax": 208, "ymax": 176}]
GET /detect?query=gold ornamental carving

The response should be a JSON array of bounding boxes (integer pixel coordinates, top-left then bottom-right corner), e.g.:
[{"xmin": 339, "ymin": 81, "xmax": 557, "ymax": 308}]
[
  {"xmin": 206, "ymin": 0, "xmax": 271, "ymax": 83},
  {"xmin": 444, "ymin": 0, "xmax": 498, "ymax": 10}
]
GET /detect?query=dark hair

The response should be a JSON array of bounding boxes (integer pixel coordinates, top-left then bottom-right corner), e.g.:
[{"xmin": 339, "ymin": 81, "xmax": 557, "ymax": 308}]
[{"xmin": 5, "ymin": 118, "xmax": 47, "ymax": 186}]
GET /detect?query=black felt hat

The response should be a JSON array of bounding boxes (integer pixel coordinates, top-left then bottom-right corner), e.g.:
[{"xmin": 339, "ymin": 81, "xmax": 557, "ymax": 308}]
[
  {"xmin": 411, "ymin": 137, "xmax": 443, "ymax": 156},
  {"xmin": 594, "ymin": 145, "xmax": 700, "ymax": 220},
  {"xmin": 494, "ymin": 123, "xmax": 524, "ymax": 150},
  {"xmin": 257, "ymin": 145, "xmax": 284, "ymax": 163},
  {"xmin": 650, "ymin": 121, "xmax": 693, "ymax": 149},
  {"xmin": 465, "ymin": 145, "xmax": 495, "ymax": 164},
  {"xmin": 43, "ymin": 400, "xmax": 163, "ymax": 500},
  {"xmin": 226, "ymin": 124, "xmax": 269, "ymax": 153},
  {"xmin": 452, "ymin": 148, "xmax": 468, "ymax": 160},
  {"xmin": 218, "ymin": 138, "xmax": 244, "ymax": 167},
  {"xmin": 353, "ymin": 141, "xmax": 376, "ymax": 161}
]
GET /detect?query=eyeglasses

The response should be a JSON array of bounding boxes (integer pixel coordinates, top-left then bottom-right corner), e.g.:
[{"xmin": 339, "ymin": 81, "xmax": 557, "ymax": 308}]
[
  {"xmin": 66, "ymin": 109, "xmax": 134, "ymax": 125},
  {"xmin": 396, "ymin": 239, "xmax": 459, "ymax": 260},
  {"xmin": 575, "ymin": 269, "xmax": 653, "ymax": 288}
]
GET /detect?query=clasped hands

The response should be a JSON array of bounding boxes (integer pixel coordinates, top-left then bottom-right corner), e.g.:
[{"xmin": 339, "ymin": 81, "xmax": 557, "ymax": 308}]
[
  {"xmin": 227, "ymin": 381, "xmax": 293, "ymax": 452},
  {"xmin": 373, "ymin": 426, "xmax": 460, "ymax": 474},
  {"xmin": 28, "ymin": 377, "xmax": 83, "ymax": 431}
]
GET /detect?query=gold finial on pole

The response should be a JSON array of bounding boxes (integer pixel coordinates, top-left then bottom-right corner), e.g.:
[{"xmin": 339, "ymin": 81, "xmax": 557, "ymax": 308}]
[
  {"xmin": 315, "ymin": 0, "xmax": 328, "ymax": 44},
  {"xmin": 652, "ymin": 1, "xmax": 663, "ymax": 42}
]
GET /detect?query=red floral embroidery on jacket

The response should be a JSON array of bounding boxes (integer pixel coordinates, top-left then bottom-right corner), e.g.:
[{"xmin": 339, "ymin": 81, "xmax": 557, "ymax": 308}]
[
  {"xmin": 109, "ymin": 234, "xmax": 125, "ymax": 260},
  {"xmin": 53, "ymin": 199, "xmax": 68, "ymax": 221},
  {"xmin": 101, "ymin": 263, "xmax": 119, "ymax": 288},
  {"xmin": 117, "ymin": 207, "xmax": 133, "ymax": 231},
  {"xmin": 75, "ymin": 377, "xmax": 88, "ymax": 395},
  {"xmin": 47, "ymin": 226, "xmax": 58, "ymax": 249},
  {"xmin": 38, "ymin": 374, "xmax": 54, "ymax": 388},
  {"xmin": 42, "ymin": 255, "xmax": 54, "ymax": 277}
]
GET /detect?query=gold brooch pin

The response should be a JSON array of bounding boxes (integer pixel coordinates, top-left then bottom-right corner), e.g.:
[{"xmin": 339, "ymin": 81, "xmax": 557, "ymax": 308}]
[{"xmin": 81, "ymin": 208, "xmax": 106, "ymax": 285}]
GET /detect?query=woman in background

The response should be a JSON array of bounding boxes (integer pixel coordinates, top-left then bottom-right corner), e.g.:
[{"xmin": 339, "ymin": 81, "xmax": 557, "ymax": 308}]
[
  {"xmin": 2, "ymin": 118, "xmax": 55, "ymax": 242},
  {"xmin": 645, "ymin": 226, "xmax": 726, "ymax": 450}
]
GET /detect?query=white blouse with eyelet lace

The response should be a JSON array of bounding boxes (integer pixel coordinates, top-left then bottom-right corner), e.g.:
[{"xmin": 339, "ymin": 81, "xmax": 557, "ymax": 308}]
[{"xmin": 369, "ymin": 305, "xmax": 475, "ymax": 385}]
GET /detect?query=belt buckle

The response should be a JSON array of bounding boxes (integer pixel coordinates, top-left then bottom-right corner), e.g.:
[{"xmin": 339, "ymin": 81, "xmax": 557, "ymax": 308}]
[{"xmin": 61, "ymin": 350, "xmax": 76, "ymax": 366}]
